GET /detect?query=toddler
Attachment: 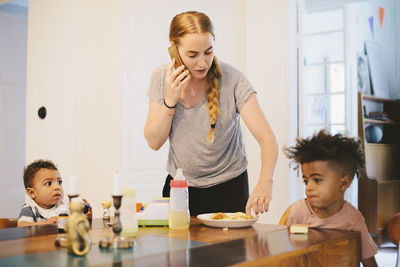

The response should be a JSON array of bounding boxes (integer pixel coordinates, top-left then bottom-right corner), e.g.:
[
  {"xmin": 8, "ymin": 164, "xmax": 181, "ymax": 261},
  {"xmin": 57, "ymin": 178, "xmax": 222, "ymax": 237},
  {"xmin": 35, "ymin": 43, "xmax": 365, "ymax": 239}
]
[
  {"xmin": 284, "ymin": 130, "xmax": 377, "ymax": 267},
  {"xmin": 18, "ymin": 159, "xmax": 68, "ymax": 227}
]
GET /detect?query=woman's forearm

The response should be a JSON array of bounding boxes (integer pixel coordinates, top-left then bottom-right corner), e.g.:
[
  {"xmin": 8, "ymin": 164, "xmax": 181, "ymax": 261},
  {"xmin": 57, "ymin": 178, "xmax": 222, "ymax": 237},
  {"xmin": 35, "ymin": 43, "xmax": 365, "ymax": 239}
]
[
  {"xmin": 256, "ymin": 133, "xmax": 279, "ymax": 200},
  {"xmin": 258, "ymin": 133, "xmax": 279, "ymax": 187},
  {"xmin": 245, "ymin": 129, "xmax": 278, "ymax": 214},
  {"xmin": 144, "ymin": 103, "xmax": 175, "ymax": 150}
]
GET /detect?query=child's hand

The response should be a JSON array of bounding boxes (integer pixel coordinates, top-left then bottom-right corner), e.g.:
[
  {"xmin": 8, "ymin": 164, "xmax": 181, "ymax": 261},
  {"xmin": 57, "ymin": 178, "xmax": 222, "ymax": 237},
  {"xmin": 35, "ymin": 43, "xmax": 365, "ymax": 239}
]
[
  {"xmin": 82, "ymin": 198, "xmax": 93, "ymax": 220},
  {"xmin": 47, "ymin": 216, "xmax": 58, "ymax": 224}
]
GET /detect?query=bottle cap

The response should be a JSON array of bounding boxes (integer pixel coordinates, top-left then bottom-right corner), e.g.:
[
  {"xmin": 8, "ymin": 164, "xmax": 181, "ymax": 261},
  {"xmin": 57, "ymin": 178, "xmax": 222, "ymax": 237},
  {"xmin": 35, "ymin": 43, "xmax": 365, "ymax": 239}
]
[
  {"xmin": 170, "ymin": 179, "xmax": 188, "ymax": 188},
  {"xmin": 171, "ymin": 168, "xmax": 188, "ymax": 187}
]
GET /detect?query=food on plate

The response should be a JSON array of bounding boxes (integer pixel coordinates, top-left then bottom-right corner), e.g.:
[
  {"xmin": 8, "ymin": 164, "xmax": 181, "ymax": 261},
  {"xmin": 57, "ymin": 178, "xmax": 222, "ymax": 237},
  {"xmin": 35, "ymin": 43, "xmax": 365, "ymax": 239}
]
[
  {"xmin": 210, "ymin": 212, "xmax": 254, "ymax": 220},
  {"xmin": 211, "ymin": 212, "xmax": 229, "ymax": 220},
  {"xmin": 230, "ymin": 212, "xmax": 255, "ymax": 220}
]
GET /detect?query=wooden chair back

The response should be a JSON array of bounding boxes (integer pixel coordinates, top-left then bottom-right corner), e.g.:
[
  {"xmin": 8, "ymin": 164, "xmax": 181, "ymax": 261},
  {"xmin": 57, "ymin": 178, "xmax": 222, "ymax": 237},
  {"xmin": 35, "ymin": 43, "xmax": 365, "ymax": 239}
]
[
  {"xmin": 0, "ymin": 218, "xmax": 18, "ymax": 228},
  {"xmin": 279, "ymin": 205, "xmax": 292, "ymax": 225}
]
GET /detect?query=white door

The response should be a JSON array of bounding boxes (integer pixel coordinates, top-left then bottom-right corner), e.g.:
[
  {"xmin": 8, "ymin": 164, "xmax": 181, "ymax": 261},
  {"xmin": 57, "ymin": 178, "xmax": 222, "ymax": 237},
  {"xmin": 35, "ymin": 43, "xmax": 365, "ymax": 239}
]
[{"xmin": 120, "ymin": 1, "xmax": 171, "ymax": 205}]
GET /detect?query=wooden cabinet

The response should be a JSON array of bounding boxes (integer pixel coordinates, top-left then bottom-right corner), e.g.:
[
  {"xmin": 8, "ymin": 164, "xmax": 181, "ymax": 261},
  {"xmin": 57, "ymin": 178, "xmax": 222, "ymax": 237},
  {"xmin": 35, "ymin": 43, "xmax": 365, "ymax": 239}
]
[{"xmin": 357, "ymin": 92, "xmax": 400, "ymax": 243}]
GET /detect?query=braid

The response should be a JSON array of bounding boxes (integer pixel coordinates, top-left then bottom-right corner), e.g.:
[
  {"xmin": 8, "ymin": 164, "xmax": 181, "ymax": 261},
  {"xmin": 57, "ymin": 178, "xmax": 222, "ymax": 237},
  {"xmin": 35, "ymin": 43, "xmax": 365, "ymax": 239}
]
[{"xmin": 206, "ymin": 57, "xmax": 222, "ymax": 143}]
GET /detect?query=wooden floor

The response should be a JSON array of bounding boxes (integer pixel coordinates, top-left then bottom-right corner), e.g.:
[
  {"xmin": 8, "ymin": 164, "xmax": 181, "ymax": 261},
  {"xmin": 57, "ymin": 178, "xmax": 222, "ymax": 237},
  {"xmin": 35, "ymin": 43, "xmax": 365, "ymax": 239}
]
[{"xmin": 374, "ymin": 236, "xmax": 399, "ymax": 267}]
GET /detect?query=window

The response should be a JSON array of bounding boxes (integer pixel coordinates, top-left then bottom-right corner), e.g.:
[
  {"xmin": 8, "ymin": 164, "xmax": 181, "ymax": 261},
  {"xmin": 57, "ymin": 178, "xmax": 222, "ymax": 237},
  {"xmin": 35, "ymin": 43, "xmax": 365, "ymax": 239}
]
[{"xmin": 302, "ymin": 8, "xmax": 348, "ymax": 136}]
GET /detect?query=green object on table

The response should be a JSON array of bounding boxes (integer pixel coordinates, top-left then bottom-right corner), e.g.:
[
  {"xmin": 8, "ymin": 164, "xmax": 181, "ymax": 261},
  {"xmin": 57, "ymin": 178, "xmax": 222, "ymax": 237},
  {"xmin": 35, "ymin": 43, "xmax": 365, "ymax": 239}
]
[{"xmin": 138, "ymin": 219, "xmax": 169, "ymax": 227}]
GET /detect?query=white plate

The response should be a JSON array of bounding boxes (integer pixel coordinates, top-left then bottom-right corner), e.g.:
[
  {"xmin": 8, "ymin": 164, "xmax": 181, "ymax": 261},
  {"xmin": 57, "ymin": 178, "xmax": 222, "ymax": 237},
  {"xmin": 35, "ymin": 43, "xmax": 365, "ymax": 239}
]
[{"xmin": 197, "ymin": 213, "xmax": 259, "ymax": 228}]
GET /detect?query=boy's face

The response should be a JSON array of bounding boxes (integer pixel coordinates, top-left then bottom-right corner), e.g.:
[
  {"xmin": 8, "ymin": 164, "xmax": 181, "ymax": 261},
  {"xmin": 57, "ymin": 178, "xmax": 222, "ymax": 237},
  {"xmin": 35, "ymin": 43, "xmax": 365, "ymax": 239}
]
[
  {"xmin": 27, "ymin": 168, "xmax": 63, "ymax": 209},
  {"xmin": 301, "ymin": 161, "xmax": 351, "ymax": 216}
]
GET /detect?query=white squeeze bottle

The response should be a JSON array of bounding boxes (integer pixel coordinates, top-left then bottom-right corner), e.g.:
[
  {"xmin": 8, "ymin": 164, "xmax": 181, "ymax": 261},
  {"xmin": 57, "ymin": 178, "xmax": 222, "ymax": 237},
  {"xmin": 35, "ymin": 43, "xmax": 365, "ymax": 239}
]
[{"xmin": 169, "ymin": 168, "xmax": 190, "ymax": 230}]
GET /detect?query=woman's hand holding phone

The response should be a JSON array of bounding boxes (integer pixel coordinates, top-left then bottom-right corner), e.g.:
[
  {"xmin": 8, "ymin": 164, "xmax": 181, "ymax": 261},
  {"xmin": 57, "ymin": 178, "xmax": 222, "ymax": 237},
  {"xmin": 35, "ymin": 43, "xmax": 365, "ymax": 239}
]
[{"xmin": 164, "ymin": 59, "xmax": 190, "ymax": 108}]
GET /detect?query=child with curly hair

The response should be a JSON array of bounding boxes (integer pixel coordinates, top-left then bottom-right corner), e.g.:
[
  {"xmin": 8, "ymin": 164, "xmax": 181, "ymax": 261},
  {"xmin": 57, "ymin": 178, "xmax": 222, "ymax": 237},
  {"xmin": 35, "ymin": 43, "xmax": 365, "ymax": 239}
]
[{"xmin": 283, "ymin": 130, "xmax": 377, "ymax": 267}]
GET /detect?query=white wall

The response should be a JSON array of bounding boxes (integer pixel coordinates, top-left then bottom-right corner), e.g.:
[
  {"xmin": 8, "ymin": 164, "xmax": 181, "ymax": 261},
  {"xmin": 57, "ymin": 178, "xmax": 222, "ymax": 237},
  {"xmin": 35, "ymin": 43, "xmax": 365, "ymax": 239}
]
[
  {"xmin": 25, "ymin": 0, "xmax": 249, "ymax": 219},
  {"xmin": 120, "ymin": 0, "xmax": 247, "ymax": 208},
  {"xmin": 245, "ymin": 0, "xmax": 301, "ymax": 224},
  {"xmin": 344, "ymin": 0, "xmax": 400, "ymax": 207},
  {"xmin": 121, "ymin": 0, "xmax": 299, "ymax": 223},
  {"xmin": 20, "ymin": 0, "xmax": 298, "ymax": 222},
  {"xmin": 26, "ymin": 0, "xmax": 122, "ymax": 218},
  {"xmin": 347, "ymin": 0, "xmax": 399, "ymax": 101}
]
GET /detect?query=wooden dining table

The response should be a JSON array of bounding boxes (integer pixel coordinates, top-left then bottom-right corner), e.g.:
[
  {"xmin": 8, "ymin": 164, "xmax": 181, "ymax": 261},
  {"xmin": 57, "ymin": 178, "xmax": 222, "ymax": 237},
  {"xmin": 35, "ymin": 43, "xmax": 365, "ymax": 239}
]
[{"xmin": 0, "ymin": 217, "xmax": 361, "ymax": 266}]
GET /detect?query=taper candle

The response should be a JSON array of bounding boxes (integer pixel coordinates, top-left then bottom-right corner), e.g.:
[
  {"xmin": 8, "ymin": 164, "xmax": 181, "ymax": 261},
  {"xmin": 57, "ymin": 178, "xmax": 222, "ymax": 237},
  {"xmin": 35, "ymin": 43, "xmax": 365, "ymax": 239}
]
[
  {"xmin": 69, "ymin": 175, "xmax": 78, "ymax": 196},
  {"xmin": 113, "ymin": 172, "xmax": 122, "ymax": 196}
]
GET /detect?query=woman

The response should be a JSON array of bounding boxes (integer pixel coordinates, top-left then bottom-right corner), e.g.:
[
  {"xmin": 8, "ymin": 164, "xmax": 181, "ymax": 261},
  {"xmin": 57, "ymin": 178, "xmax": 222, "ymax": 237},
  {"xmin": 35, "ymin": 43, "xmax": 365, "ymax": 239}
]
[{"xmin": 144, "ymin": 11, "xmax": 278, "ymax": 216}]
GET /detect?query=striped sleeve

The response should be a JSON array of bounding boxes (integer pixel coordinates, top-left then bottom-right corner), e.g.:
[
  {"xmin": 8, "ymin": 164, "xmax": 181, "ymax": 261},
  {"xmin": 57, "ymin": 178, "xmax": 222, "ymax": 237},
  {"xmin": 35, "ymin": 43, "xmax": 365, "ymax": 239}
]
[{"xmin": 18, "ymin": 206, "xmax": 36, "ymax": 223}]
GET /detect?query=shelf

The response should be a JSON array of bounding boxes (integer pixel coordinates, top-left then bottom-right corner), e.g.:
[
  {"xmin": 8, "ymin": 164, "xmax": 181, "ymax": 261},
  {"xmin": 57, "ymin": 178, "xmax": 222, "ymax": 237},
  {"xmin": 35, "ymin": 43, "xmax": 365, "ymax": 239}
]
[
  {"xmin": 364, "ymin": 118, "xmax": 400, "ymax": 125},
  {"xmin": 358, "ymin": 92, "xmax": 400, "ymax": 236},
  {"xmin": 361, "ymin": 94, "xmax": 400, "ymax": 103},
  {"xmin": 363, "ymin": 176, "xmax": 400, "ymax": 184},
  {"xmin": 377, "ymin": 179, "xmax": 400, "ymax": 185},
  {"xmin": 364, "ymin": 143, "xmax": 400, "ymax": 182}
]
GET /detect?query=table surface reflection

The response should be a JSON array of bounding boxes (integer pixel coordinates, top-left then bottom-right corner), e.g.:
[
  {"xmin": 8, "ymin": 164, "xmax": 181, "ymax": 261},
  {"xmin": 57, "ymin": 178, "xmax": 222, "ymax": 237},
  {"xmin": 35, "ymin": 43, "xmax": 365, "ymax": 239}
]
[{"xmin": 0, "ymin": 218, "xmax": 361, "ymax": 266}]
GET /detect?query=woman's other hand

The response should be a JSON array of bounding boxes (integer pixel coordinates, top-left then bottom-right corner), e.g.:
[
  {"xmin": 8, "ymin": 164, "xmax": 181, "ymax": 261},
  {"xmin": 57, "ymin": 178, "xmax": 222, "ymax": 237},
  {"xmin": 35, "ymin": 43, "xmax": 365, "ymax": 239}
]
[{"xmin": 246, "ymin": 179, "xmax": 272, "ymax": 215}]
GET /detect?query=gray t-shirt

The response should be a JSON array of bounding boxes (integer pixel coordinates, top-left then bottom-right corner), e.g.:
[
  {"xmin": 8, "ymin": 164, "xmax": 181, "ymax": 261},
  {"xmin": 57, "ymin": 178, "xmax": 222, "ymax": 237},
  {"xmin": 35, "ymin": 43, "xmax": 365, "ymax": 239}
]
[{"xmin": 147, "ymin": 61, "xmax": 256, "ymax": 187}]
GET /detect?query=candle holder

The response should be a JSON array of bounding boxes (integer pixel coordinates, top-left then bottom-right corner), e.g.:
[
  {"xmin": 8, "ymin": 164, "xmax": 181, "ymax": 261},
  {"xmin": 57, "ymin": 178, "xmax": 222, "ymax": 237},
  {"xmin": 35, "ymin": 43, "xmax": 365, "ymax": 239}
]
[
  {"xmin": 99, "ymin": 195, "xmax": 135, "ymax": 249},
  {"xmin": 68, "ymin": 194, "xmax": 79, "ymax": 203}
]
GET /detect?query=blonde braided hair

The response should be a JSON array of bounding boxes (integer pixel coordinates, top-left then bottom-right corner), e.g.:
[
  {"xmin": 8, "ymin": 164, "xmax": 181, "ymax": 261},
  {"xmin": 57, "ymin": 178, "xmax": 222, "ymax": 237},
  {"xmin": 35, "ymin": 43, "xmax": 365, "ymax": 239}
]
[
  {"xmin": 206, "ymin": 57, "xmax": 221, "ymax": 143},
  {"xmin": 169, "ymin": 11, "xmax": 222, "ymax": 143}
]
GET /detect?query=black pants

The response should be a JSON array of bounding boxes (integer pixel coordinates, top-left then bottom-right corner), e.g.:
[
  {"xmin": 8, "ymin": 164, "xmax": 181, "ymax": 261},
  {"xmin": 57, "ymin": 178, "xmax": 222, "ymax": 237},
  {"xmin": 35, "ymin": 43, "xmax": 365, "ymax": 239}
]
[{"xmin": 162, "ymin": 170, "xmax": 249, "ymax": 216}]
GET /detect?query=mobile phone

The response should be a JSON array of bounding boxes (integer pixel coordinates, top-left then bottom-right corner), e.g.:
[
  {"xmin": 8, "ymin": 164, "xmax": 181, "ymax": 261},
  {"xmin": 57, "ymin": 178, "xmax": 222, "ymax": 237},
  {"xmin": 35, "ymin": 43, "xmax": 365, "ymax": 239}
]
[{"xmin": 168, "ymin": 45, "xmax": 184, "ymax": 69}]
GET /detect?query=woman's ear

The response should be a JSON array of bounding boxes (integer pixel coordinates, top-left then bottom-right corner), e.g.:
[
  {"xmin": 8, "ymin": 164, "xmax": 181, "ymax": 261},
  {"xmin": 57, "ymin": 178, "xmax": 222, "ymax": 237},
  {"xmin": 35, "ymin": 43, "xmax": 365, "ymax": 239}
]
[
  {"xmin": 340, "ymin": 175, "xmax": 352, "ymax": 192},
  {"xmin": 26, "ymin": 187, "xmax": 36, "ymax": 199}
]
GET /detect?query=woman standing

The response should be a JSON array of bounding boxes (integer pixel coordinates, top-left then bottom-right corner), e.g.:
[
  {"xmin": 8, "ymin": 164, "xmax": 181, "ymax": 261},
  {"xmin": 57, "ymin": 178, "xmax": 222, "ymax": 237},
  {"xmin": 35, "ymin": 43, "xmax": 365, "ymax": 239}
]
[{"xmin": 144, "ymin": 11, "xmax": 278, "ymax": 216}]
